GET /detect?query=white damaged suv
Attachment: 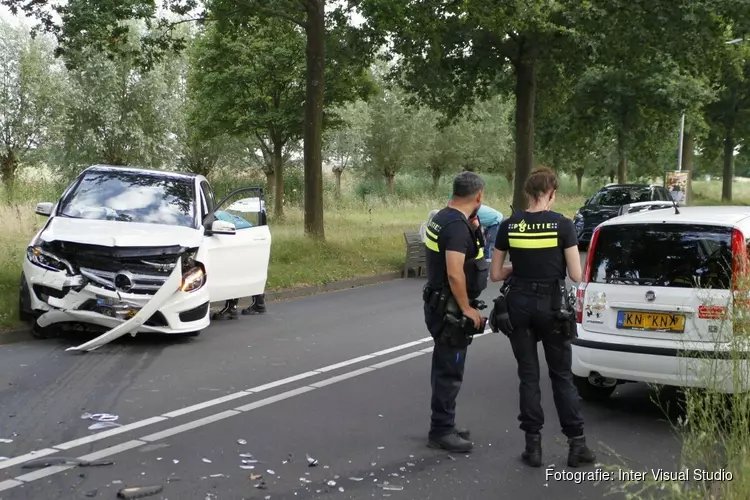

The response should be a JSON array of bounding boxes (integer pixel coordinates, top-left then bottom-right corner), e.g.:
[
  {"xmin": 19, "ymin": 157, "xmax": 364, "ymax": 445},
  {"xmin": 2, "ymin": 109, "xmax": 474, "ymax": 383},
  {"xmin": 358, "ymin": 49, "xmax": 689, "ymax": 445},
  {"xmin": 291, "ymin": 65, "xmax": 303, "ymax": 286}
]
[
  {"xmin": 19, "ymin": 164, "xmax": 271, "ymax": 351},
  {"xmin": 573, "ymin": 205, "xmax": 750, "ymax": 397}
]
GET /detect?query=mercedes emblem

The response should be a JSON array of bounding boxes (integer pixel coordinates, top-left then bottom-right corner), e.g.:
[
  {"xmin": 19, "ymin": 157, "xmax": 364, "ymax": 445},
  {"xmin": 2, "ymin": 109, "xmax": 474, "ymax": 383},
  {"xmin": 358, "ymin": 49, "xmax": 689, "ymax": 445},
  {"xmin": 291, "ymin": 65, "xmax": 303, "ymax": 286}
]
[
  {"xmin": 114, "ymin": 272, "xmax": 134, "ymax": 293},
  {"xmin": 645, "ymin": 290, "xmax": 656, "ymax": 302}
]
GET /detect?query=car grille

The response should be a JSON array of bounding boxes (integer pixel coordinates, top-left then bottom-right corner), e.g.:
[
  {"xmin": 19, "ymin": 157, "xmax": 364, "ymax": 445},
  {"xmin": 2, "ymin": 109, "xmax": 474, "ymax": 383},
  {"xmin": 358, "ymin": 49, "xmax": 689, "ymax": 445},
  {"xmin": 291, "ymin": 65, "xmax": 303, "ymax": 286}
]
[{"xmin": 79, "ymin": 268, "xmax": 168, "ymax": 295}]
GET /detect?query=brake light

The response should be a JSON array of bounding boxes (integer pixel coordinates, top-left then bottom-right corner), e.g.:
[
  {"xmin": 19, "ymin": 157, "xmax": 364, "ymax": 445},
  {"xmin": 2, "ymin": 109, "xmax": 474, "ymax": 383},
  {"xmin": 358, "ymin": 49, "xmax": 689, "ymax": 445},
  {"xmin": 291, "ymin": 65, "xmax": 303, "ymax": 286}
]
[
  {"xmin": 576, "ymin": 227, "xmax": 601, "ymax": 323},
  {"xmin": 732, "ymin": 228, "xmax": 749, "ymax": 290}
]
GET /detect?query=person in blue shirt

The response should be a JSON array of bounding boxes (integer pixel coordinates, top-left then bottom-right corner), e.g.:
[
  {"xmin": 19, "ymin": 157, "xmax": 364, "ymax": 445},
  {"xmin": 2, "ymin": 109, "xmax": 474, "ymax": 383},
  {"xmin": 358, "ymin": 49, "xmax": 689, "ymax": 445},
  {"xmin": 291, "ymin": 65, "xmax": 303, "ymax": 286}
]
[
  {"xmin": 476, "ymin": 204, "xmax": 504, "ymax": 264},
  {"xmin": 211, "ymin": 210, "xmax": 268, "ymax": 320}
]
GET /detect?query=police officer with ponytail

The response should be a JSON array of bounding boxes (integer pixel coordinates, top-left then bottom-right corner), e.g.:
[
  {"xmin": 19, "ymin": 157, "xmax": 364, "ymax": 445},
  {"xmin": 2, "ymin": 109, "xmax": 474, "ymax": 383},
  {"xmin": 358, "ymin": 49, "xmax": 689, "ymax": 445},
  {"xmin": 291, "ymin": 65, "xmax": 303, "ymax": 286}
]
[
  {"xmin": 489, "ymin": 167, "xmax": 595, "ymax": 468},
  {"xmin": 422, "ymin": 171, "xmax": 489, "ymax": 453}
]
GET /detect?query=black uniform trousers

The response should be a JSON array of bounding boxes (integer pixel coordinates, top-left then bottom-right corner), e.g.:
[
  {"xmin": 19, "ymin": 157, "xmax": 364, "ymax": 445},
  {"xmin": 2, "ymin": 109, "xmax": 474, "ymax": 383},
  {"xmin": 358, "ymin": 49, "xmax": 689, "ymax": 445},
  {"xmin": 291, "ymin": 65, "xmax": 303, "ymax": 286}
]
[
  {"xmin": 424, "ymin": 303, "xmax": 468, "ymax": 440},
  {"xmin": 506, "ymin": 286, "xmax": 585, "ymax": 438}
]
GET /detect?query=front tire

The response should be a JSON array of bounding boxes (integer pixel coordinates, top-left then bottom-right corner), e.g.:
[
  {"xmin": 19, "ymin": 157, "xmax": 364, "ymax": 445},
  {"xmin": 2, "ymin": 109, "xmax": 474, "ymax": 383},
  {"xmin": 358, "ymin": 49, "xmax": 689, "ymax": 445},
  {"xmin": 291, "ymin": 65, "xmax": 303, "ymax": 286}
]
[
  {"xmin": 18, "ymin": 272, "xmax": 34, "ymax": 323},
  {"xmin": 574, "ymin": 375, "xmax": 616, "ymax": 401}
]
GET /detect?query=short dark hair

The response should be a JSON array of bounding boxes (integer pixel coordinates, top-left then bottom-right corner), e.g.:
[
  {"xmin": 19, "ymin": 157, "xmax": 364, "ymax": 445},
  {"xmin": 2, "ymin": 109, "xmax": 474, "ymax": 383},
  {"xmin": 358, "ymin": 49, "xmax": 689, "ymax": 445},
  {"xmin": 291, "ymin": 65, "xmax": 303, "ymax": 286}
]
[
  {"xmin": 524, "ymin": 167, "xmax": 558, "ymax": 201},
  {"xmin": 452, "ymin": 171, "xmax": 485, "ymax": 198}
]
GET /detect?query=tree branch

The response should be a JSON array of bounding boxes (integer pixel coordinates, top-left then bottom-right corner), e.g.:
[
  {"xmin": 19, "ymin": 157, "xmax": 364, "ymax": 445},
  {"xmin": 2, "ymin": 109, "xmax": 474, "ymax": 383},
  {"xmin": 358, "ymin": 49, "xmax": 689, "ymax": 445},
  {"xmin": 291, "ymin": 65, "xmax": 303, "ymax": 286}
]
[{"xmin": 255, "ymin": 6, "xmax": 307, "ymax": 29}]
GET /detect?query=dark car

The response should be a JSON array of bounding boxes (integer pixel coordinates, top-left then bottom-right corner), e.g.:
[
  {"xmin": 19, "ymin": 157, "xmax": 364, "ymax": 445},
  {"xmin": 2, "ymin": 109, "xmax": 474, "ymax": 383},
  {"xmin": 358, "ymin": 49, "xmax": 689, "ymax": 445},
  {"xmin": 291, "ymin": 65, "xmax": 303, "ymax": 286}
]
[{"xmin": 574, "ymin": 184, "xmax": 673, "ymax": 248}]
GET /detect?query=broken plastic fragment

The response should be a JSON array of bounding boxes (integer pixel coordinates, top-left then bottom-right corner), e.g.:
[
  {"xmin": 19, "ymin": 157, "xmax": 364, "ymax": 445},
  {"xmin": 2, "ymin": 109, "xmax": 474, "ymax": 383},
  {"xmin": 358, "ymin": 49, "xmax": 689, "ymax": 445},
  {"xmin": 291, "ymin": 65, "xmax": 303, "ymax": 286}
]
[
  {"xmin": 399, "ymin": 467, "xmax": 406, "ymax": 472},
  {"xmin": 21, "ymin": 457, "xmax": 111, "ymax": 469},
  {"xmin": 202, "ymin": 458, "xmax": 212, "ymax": 463},
  {"xmin": 85, "ymin": 489, "xmax": 98, "ymax": 497},
  {"xmin": 116, "ymin": 485, "xmax": 164, "ymax": 499},
  {"xmin": 209, "ymin": 474, "xmax": 224, "ymax": 478},
  {"xmin": 381, "ymin": 484, "xmax": 404, "ymax": 491},
  {"xmin": 237, "ymin": 439, "xmax": 247, "ymax": 445},
  {"xmin": 240, "ymin": 465, "xmax": 255, "ymax": 470},
  {"xmin": 349, "ymin": 477, "xmax": 363, "ymax": 481},
  {"xmin": 173, "ymin": 459, "xmax": 179, "ymax": 464},
  {"xmin": 377, "ymin": 446, "xmax": 385, "ymax": 450},
  {"xmin": 338, "ymin": 487, "xmax": 345, "ymax": 492},
  {"xmin": 82, "ymin": 413, "xmax": 119, "ymax": 422},
  {"xmin": 249, "ymin": 473, "xmax": 262, "ymax": 481},
  {"xmin": 239, "ymin": 453, "xmax": 254, "ymax": 458},
  {"xmin": 306, "ymin": 453, "xmax": 318, "ymax": 467},
  {"xmin": 0, "ymin": 438, "xmax": 13, "ymax": 444},
  {"xmin": 242, "ymin": 459, "xmax": 258, "ymax": 464},
  {"xmin": 327, "ymin": 480, "xmax": 336, "ymax": 487},
  {"xmin": 267, "ymin": 469, "xmax": 275, "ymax": 475},
  {"xmin": 89, "ymin": 422, "xmax": 122, "ymax": 430},
  {"xmin": 406, "ymin": 462, "xmax": 415, "ymax": 467},
  {"xmin": 254, "ymin": 481, "xmax": 267, "ymax": 489}
]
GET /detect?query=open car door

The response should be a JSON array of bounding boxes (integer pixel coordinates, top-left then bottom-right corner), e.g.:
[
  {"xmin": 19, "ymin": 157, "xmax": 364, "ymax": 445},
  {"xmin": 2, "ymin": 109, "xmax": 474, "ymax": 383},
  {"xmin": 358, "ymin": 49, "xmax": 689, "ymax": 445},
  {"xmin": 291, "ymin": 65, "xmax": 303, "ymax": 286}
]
[{"xmin": 202, "ymin": 187, "xmax": 271, "ymax": 302}]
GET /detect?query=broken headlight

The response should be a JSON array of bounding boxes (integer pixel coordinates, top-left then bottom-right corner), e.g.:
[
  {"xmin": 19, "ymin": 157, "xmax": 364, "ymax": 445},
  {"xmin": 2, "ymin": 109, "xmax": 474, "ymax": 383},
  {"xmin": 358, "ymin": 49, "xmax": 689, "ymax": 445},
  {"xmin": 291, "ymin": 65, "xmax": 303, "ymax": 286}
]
[
  {"xmin": 181, "ymin": 264, "xmax": 206, "ymax": 292},
  {"xmin": 26, "ymin": 245, "xmax": 74, "ymax": 274}
]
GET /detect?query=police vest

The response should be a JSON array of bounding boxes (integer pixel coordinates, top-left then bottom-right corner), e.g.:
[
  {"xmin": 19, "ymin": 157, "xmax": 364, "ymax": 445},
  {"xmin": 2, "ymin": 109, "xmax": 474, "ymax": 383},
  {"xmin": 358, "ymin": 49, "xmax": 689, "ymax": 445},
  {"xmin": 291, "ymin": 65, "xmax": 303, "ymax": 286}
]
[{"xmin": 424, "ymin": 209, "xmax": 489, "ymax": 299}]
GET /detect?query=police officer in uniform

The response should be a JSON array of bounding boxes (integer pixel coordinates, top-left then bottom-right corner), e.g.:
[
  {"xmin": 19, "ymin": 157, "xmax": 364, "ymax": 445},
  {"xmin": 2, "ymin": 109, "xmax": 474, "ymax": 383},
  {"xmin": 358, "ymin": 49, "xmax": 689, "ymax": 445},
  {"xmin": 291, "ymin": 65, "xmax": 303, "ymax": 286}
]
[
  {"xmin": 422, "ymin": 171, "xmax": 489, "ymax": 453},
  {"xmin": 489, "ymin": 167, "xmax": 595, "ymax": 468}
]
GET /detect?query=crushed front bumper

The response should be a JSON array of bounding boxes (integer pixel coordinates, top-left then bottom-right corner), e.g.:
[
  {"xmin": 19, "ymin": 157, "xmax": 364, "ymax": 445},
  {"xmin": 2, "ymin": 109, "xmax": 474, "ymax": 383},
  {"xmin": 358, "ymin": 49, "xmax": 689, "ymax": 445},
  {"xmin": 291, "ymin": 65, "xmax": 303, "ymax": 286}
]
[{"xmin": 24, "ymin": 256, "xmax": 211, "ymax": 352}]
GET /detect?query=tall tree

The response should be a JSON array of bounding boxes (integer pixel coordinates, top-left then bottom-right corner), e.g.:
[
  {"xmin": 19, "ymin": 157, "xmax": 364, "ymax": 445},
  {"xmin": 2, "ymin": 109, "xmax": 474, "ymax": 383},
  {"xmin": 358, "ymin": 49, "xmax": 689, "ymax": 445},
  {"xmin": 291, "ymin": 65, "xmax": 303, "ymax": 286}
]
[
  {"xmin": 323, "ymin": 100, "xmax": 369, "ymax": 198},
  {"xmin": 4, "ymin": 0, "xmax": 378, "ymax": 239},
  {"xmin": 0, "ymin": 20, "xmax": 66, "ymax": 194}
]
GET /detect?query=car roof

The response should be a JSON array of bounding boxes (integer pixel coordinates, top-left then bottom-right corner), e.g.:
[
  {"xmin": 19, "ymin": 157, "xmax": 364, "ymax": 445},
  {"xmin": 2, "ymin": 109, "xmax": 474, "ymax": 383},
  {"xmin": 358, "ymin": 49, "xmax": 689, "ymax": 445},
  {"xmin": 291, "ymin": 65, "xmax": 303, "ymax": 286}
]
[
  {"xmin": 600, "ymin": 183, "xmax": 657, "ymax": 190},
  {"xmin": 601, "ymin": 205, "xmax": 750, "ymax": 227},
  {"xmin": 83, "ymin": 164, "xmax": 198, "ymax": 181}
]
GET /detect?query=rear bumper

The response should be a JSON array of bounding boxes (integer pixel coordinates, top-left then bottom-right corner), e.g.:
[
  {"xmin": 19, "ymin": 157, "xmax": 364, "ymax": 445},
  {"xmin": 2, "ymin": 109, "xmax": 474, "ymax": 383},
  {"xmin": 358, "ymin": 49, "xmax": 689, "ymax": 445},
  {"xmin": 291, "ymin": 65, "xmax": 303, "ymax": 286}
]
[{"xmin": 572, "ymin": 330, "xmax": 750, "ymax": 394}]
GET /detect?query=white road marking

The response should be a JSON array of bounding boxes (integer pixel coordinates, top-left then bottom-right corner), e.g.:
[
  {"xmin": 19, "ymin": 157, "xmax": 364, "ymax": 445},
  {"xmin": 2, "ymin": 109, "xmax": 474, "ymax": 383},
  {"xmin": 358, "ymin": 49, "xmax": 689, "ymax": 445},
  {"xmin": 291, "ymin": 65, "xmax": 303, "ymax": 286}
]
[
  {"xmin": 161, "ymin": 393, "xmax": 250, "ymax": 418},
  {"xmin": 235, "ymin": 387, "xmax": 316, "ymax": 412},
  {"xmin": 316, "ymin": 354, "xmax": 376, "ymax": 373},
  {"xmin": 370, "ymin": 351, "xmax": 426, "ymax": 369},
  {"xmin": 77, "ymin": 440, "xmax": 146, "ymax": 461},
  {"xmin": 140, "ymin": 410, "xmax": 240, "ymax": 442},
  {"xmin": 55, "ymin": 417, "xmax": 167, "ymax": 450},
  {"xmin": 0, "ymin": 479, "xmax": 23, "ymax": 492},
  {"xmin": 0, "ymin": 327, "xmax": 495, "ymax": 492},
  {"xmin": 309, "ymin": 367, "xmax": 376, "ymax": 388}
]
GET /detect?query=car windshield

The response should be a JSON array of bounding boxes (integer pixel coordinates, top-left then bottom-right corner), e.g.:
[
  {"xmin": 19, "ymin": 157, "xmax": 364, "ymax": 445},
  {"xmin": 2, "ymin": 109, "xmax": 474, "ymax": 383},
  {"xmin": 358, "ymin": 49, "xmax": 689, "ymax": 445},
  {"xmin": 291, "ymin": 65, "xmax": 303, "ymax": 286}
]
[
  {"xmin": 59, "ymin": 170, "xmax": 196, "ymax": 228},
  {"xmin": 590, "ymin": 224, "xmax": 733, "ymax": 289},
  {"xmin": 589, "ymin": 187, "xmax": 651, "ymax": 206}
]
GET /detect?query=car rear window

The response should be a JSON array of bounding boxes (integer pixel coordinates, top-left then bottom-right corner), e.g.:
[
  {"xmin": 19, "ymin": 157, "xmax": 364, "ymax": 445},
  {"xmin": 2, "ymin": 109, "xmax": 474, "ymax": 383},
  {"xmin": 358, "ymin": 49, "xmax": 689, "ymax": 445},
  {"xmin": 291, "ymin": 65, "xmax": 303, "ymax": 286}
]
[
  {"xmin": 589, "ymin": 188, "xmax": 651, "ymax": 206},
  {"xmin": 590, "ymin": 223, "xmax": 734, "ymax": 288}
]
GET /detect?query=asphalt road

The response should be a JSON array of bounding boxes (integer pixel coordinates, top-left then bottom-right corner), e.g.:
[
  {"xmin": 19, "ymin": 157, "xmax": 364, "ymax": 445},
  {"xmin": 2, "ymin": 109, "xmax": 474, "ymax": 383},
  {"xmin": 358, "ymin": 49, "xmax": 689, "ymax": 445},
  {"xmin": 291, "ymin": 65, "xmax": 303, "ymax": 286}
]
[{"xmin": 0, "ymin": 254, "xmax": 684, "ymax": 500}]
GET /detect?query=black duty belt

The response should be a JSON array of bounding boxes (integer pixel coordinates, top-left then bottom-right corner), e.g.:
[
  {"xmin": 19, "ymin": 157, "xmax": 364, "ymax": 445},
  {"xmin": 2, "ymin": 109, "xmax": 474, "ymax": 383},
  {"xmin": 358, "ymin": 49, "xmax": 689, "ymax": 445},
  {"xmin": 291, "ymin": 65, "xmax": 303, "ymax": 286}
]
[{"xmin": 509, "ymin": 280, "xmax": 557, "ymax": 295}]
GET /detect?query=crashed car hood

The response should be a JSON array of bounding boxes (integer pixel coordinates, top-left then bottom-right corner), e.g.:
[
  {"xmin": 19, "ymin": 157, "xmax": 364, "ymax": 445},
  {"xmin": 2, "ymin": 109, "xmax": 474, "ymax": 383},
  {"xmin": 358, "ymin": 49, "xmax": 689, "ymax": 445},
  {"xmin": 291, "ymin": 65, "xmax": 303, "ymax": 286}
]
[{"xmin": 39, "ymin": 217, "xmax": 204, "ymax": 248}]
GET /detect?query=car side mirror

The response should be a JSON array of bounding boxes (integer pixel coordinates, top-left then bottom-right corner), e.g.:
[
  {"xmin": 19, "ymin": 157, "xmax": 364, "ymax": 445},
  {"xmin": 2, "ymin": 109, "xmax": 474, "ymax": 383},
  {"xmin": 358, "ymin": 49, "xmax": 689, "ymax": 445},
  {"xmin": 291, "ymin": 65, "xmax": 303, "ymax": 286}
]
[
  {"xmin": 211, "ymin": 220, "xmax": 236, "ymax": 235},
  {"xmin": 35, "ymin": 202, "xmax": 53, "ymax": 217}
]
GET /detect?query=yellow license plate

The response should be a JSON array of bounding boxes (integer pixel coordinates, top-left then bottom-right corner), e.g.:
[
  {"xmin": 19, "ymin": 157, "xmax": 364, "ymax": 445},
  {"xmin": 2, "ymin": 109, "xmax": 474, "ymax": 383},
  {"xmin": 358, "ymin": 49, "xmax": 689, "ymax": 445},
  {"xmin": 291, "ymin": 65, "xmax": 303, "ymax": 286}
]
[{"xmin": 616, "ymin": 310, "xmax": 685, "ymax": 333}]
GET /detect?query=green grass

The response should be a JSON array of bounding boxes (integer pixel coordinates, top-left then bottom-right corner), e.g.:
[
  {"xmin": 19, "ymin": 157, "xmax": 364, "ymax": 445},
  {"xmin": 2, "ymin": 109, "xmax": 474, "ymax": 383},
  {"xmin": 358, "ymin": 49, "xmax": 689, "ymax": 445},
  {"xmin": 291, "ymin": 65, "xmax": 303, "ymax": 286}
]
[{"xmin": 0, "ymin": 171, "xmax": 744, "ymax": 331}]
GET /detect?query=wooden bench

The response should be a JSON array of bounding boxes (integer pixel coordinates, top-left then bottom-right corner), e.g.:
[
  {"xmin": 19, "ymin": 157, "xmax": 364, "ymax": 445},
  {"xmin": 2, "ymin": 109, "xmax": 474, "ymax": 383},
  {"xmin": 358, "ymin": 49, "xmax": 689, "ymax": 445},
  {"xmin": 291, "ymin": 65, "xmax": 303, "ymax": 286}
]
[{"xmin": 403, "ymin": 231, "xmax": 427, "ymax": 278}]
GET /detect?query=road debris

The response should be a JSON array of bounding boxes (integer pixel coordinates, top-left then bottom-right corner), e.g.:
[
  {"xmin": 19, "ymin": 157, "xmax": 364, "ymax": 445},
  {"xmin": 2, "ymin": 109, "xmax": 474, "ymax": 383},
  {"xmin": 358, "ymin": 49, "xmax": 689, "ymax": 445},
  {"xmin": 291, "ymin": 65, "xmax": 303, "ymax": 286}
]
[
  {"xmin": 378, "ymin": 446, "xmax": 385, "ymax": 450},
  {"xmin": 240, "ymin": 465, "xmax": 255, "ymax": 470},
  {"xmin": 242, "ymin": 459, "xmax": 258, "ymax": 464},
  {"xmin": 267, "ymin": 469, "xmax": 276, "ymax": 475},
  {"xmin": 327, "ymin": 480, "xmax": 336, "ymax": 487},
  {"xmin": 380, "ymin": 484, "xmax": 405, "ymax": 491},
  {"xmin": 254, "ymin": 480, "xmax": 268, "ymax": 489},
  {"xmin": 240, "ymin": 453, "xmax": 254, "ymax": 458},
  {"xmin": 249, "ymin": 473, "xmax": 263, "ymax": 481},
  {"xmin": 85, "ymin": 489, "xmax": 98, "ymax": 497},
  {"xmin": 21, "ymin": 457, "xmax": 114, "ymax": 469},
  {"xmin": 237, "ymin": 439, "xmax": 248, "ymax": 445},
  {"xmin": 209, "ymin": 474, "xmax": 224, "ymax": 478},
  {"xmin": 0, "ymin": 438, "xmax": 13, "ymax": 443},
  {"xmin": 81, "ymin": 413, "xmax": 119, "ymax": 422},
  {"xmin": 0, "ymin": 457, "xmax": 8, "ymax": 461},
  {"xmin": 349, "ymin": 477, "xmax": 363, "ymax": 482},
  {"xmin": 116, "ymin": 485, "xmax": 164, "ymax": 499},
  {"xmin": 282, "ymin": 453, "xmax": 293, "ymax": 464},
  {"xmin": 338, "ymin": 487, "xmax": 345, "ymax": 492},
  {"xmin": 173, "ymin": 459, "xmax": 180, "ymax": 464},
  {"xmin": 202, "ymin": 458, "xmax": 212, "ymax": 463},
  {"xmin": 89, "ymin": 422, "xmax": 122, "ymax": 430}
]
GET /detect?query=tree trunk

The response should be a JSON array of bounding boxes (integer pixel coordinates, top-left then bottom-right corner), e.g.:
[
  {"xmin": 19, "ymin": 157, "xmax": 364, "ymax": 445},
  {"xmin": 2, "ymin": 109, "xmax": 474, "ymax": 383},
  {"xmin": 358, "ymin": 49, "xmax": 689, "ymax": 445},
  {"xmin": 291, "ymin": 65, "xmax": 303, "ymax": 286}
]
[
  {"xmin": 681, "ymin": 131, "xmax": 694, "ymax": 205},
  {"xmin": 265, "ymin": 170, "xmax": 275, "ymax": 199},
  {"xmin": 609, "ymin": 171, "xmax": 615, "ymax": 183},
  {"xmin": 617, "ymin": 128, "xmax": 627, "ymax": 184},
  {"xmin": 1, "ymin": 149, "xmax": 18, "ymax": 198},
  {"xmin": 303, "ymin": 0, "xmax": 326, "ymax": 239},
  {"xmin": 386, "ymin": 172, "xmax": 395, "ymax": 194},
  {"xmin": 512, "ymin": 47, "xmax": 537, "ymax": 212},
  {"xmin": 723, "ymin": 130, "xmax": 734, "ymax": 202},
  {"xmin": 334, "ymin": 169, "xmax": 342, "ymax": 198},
  {"xmin": 431, "ymin": 169, "xmax": 441, "ymax": 192},
  {"xmin": 575, "ymin": 168, "xmax": 584, "ymax": 194},
  {"xmin": 272, "ymin": 140, "xmax": 284, "ymax": 219}
]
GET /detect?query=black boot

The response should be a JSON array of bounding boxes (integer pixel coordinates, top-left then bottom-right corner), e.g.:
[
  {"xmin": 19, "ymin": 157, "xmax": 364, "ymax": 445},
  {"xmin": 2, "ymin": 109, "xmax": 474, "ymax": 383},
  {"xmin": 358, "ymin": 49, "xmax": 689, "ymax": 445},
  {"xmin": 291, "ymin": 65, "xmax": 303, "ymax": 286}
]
[
  {"xmin": 427, "ymin": 432, "xmax": 473, "ymax": 453},
  {"xmin": 213, "ymin": 300, "xmax": 238, "ymax": 320},
  {"xmin": 567, "ymin": 436, "xmax": 596, "ymax": 467},
  {"xmin": 242, "ymin": 295, "xmax": 266, "ymax": 315},
  {"xmin": 456, "ymin": 427, "xmax": 470, "ymax": 440},
  {"xmin": 521, "ymin": 432, "xmax": 542, "ymax": 467}
]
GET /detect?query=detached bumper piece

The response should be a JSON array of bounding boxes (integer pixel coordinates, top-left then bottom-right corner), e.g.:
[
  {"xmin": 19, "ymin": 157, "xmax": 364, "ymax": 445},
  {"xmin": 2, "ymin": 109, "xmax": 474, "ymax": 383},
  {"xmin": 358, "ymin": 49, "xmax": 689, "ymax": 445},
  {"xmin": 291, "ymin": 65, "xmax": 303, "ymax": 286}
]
[{"xmin": 49, "ymin": 257, "xmax": 184, "ymax": 353}]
